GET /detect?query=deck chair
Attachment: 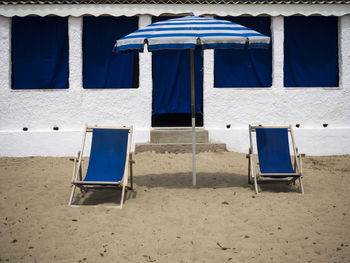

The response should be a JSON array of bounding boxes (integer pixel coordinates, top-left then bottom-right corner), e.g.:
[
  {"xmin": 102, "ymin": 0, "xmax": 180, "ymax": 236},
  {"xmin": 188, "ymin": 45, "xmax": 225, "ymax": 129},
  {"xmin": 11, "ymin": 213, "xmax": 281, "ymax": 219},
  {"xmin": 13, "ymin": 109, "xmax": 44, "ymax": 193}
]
[
  {"xmin": 247, "ymin": 125, "xmax": 304, "ymax": 194},
  {"xmin": 68, "ymin": 126, "xmax": 134, "ymax": 208}
]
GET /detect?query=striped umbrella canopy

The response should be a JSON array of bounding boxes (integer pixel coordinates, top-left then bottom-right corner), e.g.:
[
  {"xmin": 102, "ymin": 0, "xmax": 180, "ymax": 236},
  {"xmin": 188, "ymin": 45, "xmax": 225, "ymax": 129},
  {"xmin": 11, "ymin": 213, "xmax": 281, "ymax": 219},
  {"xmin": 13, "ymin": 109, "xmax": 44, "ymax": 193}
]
[
  {"xmin": 115, "ymin": 15, "xmax": 270, "ymax": 186},
  {"xmin": 115, "ymin": 15, "xmax": 270, "ymax": 52}
]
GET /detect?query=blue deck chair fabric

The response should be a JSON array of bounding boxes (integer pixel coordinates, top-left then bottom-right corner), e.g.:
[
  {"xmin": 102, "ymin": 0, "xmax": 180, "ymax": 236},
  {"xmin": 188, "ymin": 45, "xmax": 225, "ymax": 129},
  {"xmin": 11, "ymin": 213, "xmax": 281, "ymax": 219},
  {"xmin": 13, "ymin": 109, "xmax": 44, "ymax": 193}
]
[
  {"xmin": 256, "ymin": 128, "xmax": 295, "ymax": 176},
  {"xmin": 69, "ymin": 127, "xmax": 134, "ymax": 208},
  {"xmin": 83, "ymin": 129, "xmax": 129, "ymax": 183},
  {"xmin": 248, "ymin": 125, "xmax": 304, "ymax": 194}
]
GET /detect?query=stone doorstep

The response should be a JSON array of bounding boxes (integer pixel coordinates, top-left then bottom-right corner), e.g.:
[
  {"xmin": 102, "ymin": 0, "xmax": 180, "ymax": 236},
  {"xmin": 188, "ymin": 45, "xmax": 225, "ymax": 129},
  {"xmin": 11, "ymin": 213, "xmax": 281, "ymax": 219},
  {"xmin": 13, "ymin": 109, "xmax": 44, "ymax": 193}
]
[
  {"xmin": 135, "ymin": 142, "xmax": 227, "ymax": 154},
  {"xmin": 150, "ymin": 128, "xmax": 209, "ymax": 143}
]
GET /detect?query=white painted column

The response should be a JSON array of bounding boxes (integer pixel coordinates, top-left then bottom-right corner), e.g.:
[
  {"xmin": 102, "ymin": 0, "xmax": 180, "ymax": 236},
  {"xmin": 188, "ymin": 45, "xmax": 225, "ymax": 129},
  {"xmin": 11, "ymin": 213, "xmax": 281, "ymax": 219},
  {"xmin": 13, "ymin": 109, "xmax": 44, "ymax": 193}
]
[
  {"xmin": 0, "ymin": 15, "xmax": 10, "ymax": 134},
  {"xmin": 0, "ymin": 16, "xmax": 10, "ymax": 93},
  {"xmin": 203, "ymin": 49, "xmax": 214, "ymax": 129},
  {"xmin": 138, "ymin": 15, "xmax": 153, "ymax": 132},
  {"xmin": 339, "ymin": 15, "xmax": 350, "ymax": 89},
  {"xmin": 68, "ymin": 16, "xmax": 84, "ymax": 129},
  {"xmin": 68, "ymin": 17, "xmax": 83, "ymax": 94},
  {"xmin": 271, "ymin": 16, "xmax": 284, "ymax": 89}
]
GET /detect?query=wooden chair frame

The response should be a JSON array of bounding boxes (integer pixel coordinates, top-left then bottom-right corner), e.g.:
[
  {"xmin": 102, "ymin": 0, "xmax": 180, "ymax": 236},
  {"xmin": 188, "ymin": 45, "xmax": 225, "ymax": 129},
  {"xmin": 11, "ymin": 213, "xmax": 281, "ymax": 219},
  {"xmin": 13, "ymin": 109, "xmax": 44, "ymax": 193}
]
[
  {"xmin": 68, "ymin": 126, "xmax": 134, "ymax": 208},
  {"xmin": 247, "ymin": 125, "xmax": 304, "ymax": 194}
]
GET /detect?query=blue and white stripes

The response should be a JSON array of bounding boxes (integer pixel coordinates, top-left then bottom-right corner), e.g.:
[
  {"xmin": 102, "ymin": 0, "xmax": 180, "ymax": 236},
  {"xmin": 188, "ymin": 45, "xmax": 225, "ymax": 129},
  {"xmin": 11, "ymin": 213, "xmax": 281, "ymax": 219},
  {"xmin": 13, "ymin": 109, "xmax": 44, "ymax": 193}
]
[{"xmin": 115, "ymin": 16, "xmax": 270, "ymax": 52}]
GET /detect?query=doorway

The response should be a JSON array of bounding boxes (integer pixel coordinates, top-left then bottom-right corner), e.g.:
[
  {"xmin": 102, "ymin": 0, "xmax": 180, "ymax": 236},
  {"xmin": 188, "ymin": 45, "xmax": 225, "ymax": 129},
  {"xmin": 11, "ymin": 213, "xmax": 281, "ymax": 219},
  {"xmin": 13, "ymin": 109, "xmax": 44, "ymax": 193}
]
[{"xmin": 151, "ymin": 49, "xmax": 203, "ymax": 127}]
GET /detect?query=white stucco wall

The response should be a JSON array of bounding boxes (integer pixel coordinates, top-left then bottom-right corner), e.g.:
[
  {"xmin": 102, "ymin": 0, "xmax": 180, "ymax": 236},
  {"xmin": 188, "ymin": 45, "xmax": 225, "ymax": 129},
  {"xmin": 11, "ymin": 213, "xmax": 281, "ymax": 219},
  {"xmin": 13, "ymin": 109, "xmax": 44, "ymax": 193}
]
[
  {"xmin": 0, "ymin": 8, "xmax": 349, "ymax": 157},
  {"xmin": 204, "ymin": 16, "xmax": 350, "ymax": 154},
  {"xmin": 0, "ymin": 15, "xmax": 153, "ymax": 156}
]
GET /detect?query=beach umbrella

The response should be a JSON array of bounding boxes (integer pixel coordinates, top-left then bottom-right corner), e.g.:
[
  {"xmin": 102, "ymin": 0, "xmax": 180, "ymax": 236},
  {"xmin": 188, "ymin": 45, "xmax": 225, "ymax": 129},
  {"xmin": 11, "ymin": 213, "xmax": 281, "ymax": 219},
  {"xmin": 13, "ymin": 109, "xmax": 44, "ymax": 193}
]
[{"xmin": 115, "ymin": 15, "xmax": 270, "ymax": 186}]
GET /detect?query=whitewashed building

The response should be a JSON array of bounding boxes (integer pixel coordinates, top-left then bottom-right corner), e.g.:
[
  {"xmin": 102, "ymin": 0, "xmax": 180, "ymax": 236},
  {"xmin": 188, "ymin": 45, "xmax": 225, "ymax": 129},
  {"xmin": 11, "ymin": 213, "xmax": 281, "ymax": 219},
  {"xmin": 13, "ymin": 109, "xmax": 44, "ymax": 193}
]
[{"xmin": 0, "ymin": 0, "xmax": 350, "ymax": 157}]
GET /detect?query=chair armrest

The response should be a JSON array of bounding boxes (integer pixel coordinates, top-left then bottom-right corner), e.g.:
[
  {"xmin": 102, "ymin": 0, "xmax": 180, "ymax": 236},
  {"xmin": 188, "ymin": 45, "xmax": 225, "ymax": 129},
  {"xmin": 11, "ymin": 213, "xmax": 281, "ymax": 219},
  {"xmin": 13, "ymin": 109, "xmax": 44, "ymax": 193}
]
[
  {"xmin": 71, "ymin": 151, "xmax": 81, "ymax": 183},
  {"xmin": 246, "ymin": 147, "xmax": 253, "ymax": 158},
  {"xmin": 296, "ymin": 151, "xmax": 304, "ymax": 175},
  {"xmin": 70, "ymin": 159, "xmax": 78, "ymax": 183},
  {"xmin": 296, "ymin": 147, "xmax": 306, "ymax": 158},
  {"xmin": 129, "ymin": 153, "xmax": 135, "ymax": 164}
]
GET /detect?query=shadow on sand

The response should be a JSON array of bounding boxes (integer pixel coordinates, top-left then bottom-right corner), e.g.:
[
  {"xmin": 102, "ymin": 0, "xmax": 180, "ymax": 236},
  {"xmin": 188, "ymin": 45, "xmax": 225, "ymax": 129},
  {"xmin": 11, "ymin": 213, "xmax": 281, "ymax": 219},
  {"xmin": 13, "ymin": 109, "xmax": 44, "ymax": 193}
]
[
  {"xmin": 71, "ymin": 187, "xmax": 137, "ymax": 206},
  {"xmin": 71, "ymin": 172, "xmax": 301, "ymax": 205},
  {"xmin": 135, "ymin": 172, "xmax": 300, "ymax": 193},
  {"xmin": 255, "ymin": 181, "xmax": 302, "ymax": 194},
  {"xmin": 134, "ymin": 172, "xmax": 249, "ymax": 189}
]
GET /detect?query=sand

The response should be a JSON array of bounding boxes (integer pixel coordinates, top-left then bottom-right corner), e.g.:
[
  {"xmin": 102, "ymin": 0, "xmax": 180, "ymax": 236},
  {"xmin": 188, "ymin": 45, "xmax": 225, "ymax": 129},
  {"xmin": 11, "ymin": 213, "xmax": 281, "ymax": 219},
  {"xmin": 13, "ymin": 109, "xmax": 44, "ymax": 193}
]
[{"xmin": 0, "ymin": 151, "xmax": 349, "ymax": 262}]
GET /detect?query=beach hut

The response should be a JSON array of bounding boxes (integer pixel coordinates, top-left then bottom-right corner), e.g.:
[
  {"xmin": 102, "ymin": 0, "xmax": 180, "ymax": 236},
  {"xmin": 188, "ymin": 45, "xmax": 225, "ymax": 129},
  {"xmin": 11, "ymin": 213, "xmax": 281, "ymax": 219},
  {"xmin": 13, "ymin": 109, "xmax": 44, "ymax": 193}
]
[{"xmin": 0, "ymin": 0, "xmax": 350, "ymax": 158}]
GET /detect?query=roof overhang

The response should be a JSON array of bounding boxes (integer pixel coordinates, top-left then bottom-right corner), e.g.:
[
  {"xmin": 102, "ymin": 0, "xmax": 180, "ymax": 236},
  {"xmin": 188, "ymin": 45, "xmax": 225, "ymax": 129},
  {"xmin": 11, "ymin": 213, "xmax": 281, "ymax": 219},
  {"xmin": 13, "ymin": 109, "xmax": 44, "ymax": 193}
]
[{"xmin": 1, "ymin": 3, "xmax": 350, "ymax": 17}]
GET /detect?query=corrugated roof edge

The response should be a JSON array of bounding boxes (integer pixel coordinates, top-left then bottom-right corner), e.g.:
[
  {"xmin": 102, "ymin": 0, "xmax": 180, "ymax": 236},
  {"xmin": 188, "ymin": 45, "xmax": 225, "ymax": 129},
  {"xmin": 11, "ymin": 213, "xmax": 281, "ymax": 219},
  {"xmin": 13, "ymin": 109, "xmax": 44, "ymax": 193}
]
[{"xmin": 1, "ymin": 0, "xmax": 350, "ymax": 4}]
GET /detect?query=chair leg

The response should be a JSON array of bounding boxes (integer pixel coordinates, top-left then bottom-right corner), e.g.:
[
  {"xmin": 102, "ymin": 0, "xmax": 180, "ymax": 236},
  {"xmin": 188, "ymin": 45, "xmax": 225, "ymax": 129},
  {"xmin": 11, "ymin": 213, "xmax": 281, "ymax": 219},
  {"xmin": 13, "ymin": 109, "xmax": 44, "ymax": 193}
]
[
  {"xmin": 129, "ymin": 155, "xmax": 134, "ymax": 190},
  {"xmin": 248, "ymin": 156, "xmax": 251, "ymax": 184},
  {"xmin": 299, "ymin": 177, "xmax": 304, "ymax": 194},
  {"xmin": 68, "ymin": 185, "xmax": 77, "ymax": 206},
  {"xmin": 130, "ymin": 171, "xmax": 133, "ymax": 190},
  {"xmin": 119, "ymin": 184, "xmax": 126, "ymax": 209},
  {"xmin": 254, "ymin": 176, "xmax": 259, "ymax": 194}
]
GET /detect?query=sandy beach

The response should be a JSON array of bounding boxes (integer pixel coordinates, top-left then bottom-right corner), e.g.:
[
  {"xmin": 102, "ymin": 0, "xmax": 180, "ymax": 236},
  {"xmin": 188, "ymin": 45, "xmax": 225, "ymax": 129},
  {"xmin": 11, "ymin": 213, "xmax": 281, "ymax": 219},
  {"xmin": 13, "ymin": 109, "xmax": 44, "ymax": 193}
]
[{"xmin": 0, "ymin": 151, "xmax": 349, "ymax": 262}]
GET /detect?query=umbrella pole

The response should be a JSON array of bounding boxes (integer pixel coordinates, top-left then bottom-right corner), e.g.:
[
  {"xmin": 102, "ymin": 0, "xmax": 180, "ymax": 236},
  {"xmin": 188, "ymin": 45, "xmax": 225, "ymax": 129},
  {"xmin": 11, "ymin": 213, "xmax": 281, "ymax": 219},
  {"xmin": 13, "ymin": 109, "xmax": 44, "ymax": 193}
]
[{"xmin": 190, "ymin": 49, "xmax": 196, "ymax": 186}]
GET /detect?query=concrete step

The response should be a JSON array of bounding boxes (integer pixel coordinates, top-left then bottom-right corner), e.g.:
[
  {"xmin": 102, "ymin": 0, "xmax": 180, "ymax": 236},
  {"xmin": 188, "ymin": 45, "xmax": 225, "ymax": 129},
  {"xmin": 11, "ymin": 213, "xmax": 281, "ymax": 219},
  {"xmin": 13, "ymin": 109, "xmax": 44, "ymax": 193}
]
[
  {"xmin": 151, "ymin": 128, "xmax": 209, "ymax": 143},
  {"xmin": 135, "ymin": 142, "xmax": 226, "ymax": 154}
]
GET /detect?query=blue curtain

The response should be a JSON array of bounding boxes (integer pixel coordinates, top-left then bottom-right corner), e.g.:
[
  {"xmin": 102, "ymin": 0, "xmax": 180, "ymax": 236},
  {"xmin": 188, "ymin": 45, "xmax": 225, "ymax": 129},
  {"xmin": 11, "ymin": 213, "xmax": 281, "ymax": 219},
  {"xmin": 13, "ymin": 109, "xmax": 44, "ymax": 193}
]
[
  {"xmin": 214, "ymin": 17, "xmax": 272, "ymax": 88},
  {"xmin": 12, "ymin": 16, "xmax": 69, "ymax": 90},
  {"xmin": 152, "ymin": 16, "xmax": 203, "ymax": 114},
  {"xmin": 284, "ymin": 16, "xmax": 338, "ymax": 87},
  {"xmin": 83, "ymin": 16, "xmax": 138, "ymax": 89},
  {"xmin": 152, "ymin": 49, "xmax": 203, "ymax": 114}
]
